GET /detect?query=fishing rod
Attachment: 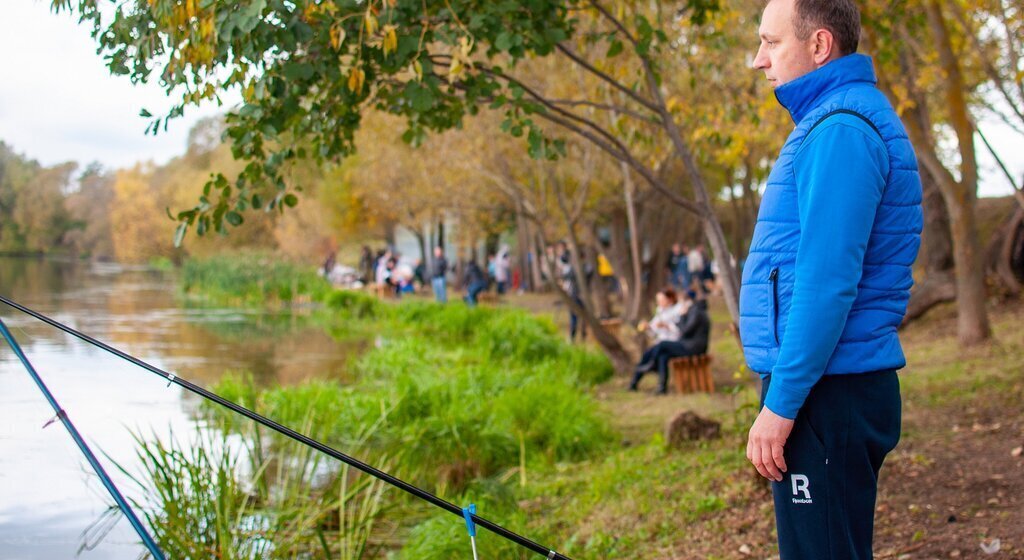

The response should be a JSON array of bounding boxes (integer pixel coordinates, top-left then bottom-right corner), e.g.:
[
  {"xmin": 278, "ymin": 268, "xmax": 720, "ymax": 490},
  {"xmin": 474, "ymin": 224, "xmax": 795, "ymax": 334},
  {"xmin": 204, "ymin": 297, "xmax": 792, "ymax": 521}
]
[
  {"xmin": 0, "ymin": 317, "xmax": 167, "ymax": 560},
  {"xmin": 0, "ymin": 295, "xmax": 571, "ymax": 560}
]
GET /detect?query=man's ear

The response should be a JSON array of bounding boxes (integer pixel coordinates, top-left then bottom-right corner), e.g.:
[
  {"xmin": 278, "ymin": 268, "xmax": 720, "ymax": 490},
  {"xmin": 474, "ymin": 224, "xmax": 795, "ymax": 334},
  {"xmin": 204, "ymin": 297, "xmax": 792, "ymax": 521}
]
[{"xmin": 812, "ymin": 28, "xmax": 836, "ymax": 65}]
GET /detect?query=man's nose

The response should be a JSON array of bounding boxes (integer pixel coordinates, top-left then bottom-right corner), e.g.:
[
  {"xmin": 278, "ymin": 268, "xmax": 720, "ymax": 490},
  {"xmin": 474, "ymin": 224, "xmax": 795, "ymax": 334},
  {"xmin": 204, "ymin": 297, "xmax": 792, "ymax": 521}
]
[{"xmin": 753, "ymin": 46, "xmax": 769, "ymax": 70}]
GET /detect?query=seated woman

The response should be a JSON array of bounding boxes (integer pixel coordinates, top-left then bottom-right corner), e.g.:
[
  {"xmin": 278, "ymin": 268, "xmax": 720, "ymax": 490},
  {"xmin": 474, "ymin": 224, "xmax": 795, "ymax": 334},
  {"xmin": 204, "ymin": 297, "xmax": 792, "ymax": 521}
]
[
  {"xmin": 629, "ymin": 288, "xmax": 685, "ymax": 388},
  {"xmin": 629, "ymin": 289, "xmax": 710, "ymax": 394}
]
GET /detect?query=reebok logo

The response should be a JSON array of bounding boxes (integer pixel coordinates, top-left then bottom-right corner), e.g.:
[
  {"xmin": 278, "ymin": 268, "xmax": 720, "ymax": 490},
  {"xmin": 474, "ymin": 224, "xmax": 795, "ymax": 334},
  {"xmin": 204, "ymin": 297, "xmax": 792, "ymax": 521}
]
[{"xmin": 791, "ymin": 474, "xmax": 812, "ymax": 504}]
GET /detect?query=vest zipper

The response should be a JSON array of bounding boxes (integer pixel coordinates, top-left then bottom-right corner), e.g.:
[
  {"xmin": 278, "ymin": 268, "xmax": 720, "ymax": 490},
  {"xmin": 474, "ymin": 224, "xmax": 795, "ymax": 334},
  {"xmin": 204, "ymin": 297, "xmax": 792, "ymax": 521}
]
[{"xmin": 769, "ymin": 267, "xmax": 780, "ymax": 345}]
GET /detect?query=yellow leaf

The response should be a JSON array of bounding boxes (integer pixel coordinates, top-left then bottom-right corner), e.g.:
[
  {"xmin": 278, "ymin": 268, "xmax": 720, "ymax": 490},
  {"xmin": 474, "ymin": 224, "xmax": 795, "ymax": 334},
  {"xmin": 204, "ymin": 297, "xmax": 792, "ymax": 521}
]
[
  {"xmin": 303, "ymin": 3, "xmax": 317, "ymax": 21},
  {"xmin": 364, "ymin": 11, "xmax": 378, "ymax": 35},
  {"xmin": 448, "ymin": 57, "xmax": 462, "ymax": 83},
  {"xmin": 330, "ymin": 24, "xmax": 346, "ymax": 50},
  {"xmin": 413, "ymin": 59, "xmax": 423, "ymax": 81},
  {"xmin": 383, "ymin": 25, "xmax": 397, "ymax": 56},
  {"xmin": 348, "ymin": 66, "xmax": 366, "ymax": 92},
  {"xmin": 459, "ymin": 35, "xmax": 473, "ymax": 58}
]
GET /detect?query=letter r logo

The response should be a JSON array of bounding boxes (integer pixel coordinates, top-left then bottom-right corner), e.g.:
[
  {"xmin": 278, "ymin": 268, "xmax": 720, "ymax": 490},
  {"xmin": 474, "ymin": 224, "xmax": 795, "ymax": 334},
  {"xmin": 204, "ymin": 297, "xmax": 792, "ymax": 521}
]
[{"xmin": 791, "ymin": 474, "xmax": 811, "ymax": 500}]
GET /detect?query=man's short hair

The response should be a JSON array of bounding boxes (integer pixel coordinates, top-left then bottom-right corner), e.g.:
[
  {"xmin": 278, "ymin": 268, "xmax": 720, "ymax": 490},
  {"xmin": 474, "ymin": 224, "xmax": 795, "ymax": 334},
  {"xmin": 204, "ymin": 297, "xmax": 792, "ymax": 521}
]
[{"xmin": 792, "ymin": 0, "xmax": 861, "ymax": 55}]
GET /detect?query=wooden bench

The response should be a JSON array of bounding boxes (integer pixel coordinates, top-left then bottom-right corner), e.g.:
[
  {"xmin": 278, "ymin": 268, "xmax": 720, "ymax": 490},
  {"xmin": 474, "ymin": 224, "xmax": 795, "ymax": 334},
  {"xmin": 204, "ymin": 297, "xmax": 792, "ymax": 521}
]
[
  {"xmin": 670, "ymin": 354, "xmax": 715, "ymax": 394},
  {"xmin": 477, "ymin": 291, "xmax": 499, "ymax": 303},
  {"xmin": 599, "ymin": 317, "xmax": 622, "ymax": 329},
  {"xmin": 372, "ymin": 283, "xmax": 392, "ymax": 299}
]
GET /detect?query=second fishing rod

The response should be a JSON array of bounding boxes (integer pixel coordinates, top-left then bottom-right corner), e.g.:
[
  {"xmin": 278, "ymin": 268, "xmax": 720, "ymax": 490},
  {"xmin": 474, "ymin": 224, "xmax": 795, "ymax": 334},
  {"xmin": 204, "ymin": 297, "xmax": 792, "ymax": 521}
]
[{"xmin": 0, "ymin": 294, "xmax": 570, "ymax": 560}]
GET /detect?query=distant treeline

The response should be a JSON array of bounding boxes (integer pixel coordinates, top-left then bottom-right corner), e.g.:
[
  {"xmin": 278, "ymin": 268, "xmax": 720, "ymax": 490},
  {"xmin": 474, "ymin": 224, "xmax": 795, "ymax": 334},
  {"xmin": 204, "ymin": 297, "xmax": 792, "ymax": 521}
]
[{"xmin": 0, "ymin": 118, "xmax": 348, "ymax": 264}]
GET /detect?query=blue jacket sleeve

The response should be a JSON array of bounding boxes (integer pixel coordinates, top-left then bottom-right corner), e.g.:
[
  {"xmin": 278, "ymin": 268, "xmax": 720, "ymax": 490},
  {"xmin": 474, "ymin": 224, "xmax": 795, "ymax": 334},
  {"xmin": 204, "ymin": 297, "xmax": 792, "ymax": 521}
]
[{"xmin": 763, "ymin": 116, "xmax": 889, "ymax": 419}]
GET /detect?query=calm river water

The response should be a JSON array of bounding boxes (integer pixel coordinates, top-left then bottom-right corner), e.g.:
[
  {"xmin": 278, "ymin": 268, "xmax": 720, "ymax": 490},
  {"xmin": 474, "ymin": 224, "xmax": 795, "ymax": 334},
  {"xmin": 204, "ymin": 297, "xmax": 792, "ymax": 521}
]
[{"xmin": 0, "ymin": 257, "xmax": 357, "ymax": 560}]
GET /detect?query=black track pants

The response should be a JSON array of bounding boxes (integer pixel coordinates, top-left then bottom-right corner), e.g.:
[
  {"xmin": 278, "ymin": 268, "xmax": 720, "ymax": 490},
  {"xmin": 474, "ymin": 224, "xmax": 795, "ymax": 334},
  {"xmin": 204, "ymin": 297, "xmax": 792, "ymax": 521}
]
[{"xmin": 760, "ymin": 371, "xmax": 901, "ymax": 560}]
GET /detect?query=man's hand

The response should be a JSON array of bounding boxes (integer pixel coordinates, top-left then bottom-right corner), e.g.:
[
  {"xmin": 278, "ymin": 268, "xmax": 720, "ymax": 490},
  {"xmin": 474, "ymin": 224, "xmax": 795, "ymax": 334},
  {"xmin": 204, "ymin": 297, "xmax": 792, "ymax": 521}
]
[{"xmin": 746, "ymin": 407, "xmax": 795, "ymax": 482}]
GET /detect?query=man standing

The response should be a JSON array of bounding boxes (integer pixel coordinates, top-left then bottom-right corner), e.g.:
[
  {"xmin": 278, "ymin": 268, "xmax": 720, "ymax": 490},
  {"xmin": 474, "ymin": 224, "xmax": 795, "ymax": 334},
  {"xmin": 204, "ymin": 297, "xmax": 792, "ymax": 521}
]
[
  {"xmin": 741, "ymin": 1, "xmax": 922, "ymax": 558},
  {"xmin": 431, "ymin": 246, "xmax": 448, "ymax": 304}
]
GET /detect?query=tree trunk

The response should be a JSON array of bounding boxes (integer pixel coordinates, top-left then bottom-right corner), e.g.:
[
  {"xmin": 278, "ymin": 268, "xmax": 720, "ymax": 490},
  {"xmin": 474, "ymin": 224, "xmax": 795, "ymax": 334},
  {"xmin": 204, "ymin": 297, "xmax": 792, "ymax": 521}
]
[
  {"xmin": 903, "ymin": 168, "xmax": 956, "ymax": 326},
  {"xmin": 903, "ymin": 270, "xmax": 957, "ymax": 324},
  {"xmin": 383, "ymin": 220, "xmax": 397, "ymax": 250},
  {"xmin": 621, "ymin": 163, "xmax": 644, "ymax": 324},
  {"xmin": 945, "ymin": 188, "xmax": 991, "ymax": 343},
  {"xmin": 515, "ymin": 202, "xmax": 532, "ymax": 292},
  {"xmin": 607, "ymin": 210, "xmax": 638, "ymax": 321},
  {"xmin": 925, "ymin": 0, "xmax": 991, "ymax": 344},
  {"xmin": 427, "ymin": 218, "xmax": 436, "ymax": 270},
  {"xmin": 534, "ymin": 233, "xmax": 634, "ymax": 373},
  {"xmin": 986, "ymin": 206, "xmax": 1024, "ymax": 295},
  {"xmin": 412, "ymin": 228, "xmax": 427, "ymax": 265}
]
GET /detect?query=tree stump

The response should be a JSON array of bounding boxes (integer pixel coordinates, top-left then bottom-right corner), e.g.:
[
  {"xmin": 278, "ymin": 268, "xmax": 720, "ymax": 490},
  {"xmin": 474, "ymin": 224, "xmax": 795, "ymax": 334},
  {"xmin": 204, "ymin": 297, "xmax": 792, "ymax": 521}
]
[{"xmin": 665, "ymin": 411, "xmax": 721, "ymax": 449}]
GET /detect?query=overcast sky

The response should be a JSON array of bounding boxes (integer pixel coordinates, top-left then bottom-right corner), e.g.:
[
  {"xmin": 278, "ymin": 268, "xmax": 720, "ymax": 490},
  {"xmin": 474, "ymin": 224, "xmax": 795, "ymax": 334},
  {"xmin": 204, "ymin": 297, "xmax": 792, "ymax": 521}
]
[
  {"xmin": 0, "ymin": 1, "xmax": 1020, "ymax": 198},
  {"xmin": 0, "ymin": 1, "xmax": 231, "ymax": 171}
]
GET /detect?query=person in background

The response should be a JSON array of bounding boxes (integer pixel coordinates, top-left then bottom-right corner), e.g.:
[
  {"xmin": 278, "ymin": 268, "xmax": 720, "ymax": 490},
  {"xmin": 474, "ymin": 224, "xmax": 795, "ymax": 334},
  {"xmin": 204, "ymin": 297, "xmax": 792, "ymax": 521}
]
[
  {"xmin": 358, "ymin": 246, "xmax": 374, "ymax": 285},
  {"xmin": 494, "ymin": 246, "xmax": 511, "ymax": 295},
  {"xmin": 629, "ymin": 288, "xmax": 687, "ymax": 391},
  {"xmin": 431, "ymin": 246, "xmax": 448, "ymax": 303},
  {"xmin": 413, "ymin": 258, "xmax": 426, "ymax": 288},
  {"xmin": 686, "ymin": 244, "xmax": 705, "ymax": 293},
  {"xmin": 699, "ymin": 245, "xmax": 714, "ymax": 294},
  {"xmin": 629, "ymin": 290, "xmax": 710, "ymax": 394},
  {"xmin": 667, "ymin": 243, "xmax": 689, "ymax": 291},
  {"xmin": 462, "ymin": 258, "xmax": 487, "ymax": 306},
  {"xmin": 374, "ymin": 249, "xmax": 391, "ymax": 288},
  {"xmin": 557, "ymin": 242, "xmax": 586, "ymax": 342}
]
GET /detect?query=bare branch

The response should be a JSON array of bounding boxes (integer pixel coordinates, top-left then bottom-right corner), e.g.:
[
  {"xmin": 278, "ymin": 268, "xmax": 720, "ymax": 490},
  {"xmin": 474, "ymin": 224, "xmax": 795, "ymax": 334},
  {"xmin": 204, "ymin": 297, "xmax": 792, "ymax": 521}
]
[
  {"xmin": 588, "ymin": 0, "xmax": 640, "ymax": 49},
  {"xmin": 529, "ymin": 104, "xmax": 702, "ymax": 215},
  {"xmin": 554, "ymin": 43, "xmax": 660, "ymax": 113},
  {"xmin": 548, "ymin": 99, "xmax": 655, "ymax": 123}
]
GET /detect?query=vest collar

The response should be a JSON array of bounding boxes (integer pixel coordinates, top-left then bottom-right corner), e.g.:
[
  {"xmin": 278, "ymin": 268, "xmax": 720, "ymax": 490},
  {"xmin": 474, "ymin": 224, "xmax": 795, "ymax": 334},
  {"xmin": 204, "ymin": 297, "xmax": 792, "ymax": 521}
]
[{"xmin": 774, "ymin": 54, "xmax": 877, "ymax": 124}]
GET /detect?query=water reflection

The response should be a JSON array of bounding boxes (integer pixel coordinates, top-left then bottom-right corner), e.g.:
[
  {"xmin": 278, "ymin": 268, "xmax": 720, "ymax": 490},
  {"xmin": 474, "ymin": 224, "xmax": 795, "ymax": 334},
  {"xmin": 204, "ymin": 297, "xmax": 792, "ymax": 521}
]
[{"xmin": 0, "ymin": 257, "xmax": 361, "ymax": 559}]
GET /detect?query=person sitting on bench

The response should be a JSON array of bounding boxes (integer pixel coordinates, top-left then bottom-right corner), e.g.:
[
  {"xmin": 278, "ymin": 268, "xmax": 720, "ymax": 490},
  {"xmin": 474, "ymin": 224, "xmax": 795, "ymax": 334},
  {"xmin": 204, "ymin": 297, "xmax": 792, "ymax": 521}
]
[
  {"xmin": 629, "ymin": 290, "xmax": 710, "ymax": 394},
  {"xmin": 638, "ymin": 288, "xmax": 687, "ymax": 344}
]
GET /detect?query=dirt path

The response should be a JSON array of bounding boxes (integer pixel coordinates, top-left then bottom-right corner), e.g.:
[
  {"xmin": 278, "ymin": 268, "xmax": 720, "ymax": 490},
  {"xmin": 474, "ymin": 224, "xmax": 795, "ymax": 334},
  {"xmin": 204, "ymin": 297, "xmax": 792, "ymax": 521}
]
[
  {"xmin": 874, "ymin": 392, "xmax": 1024, "ymax": 558},
  {"xmin": 502, "ymin": 291, "xmax": 1023, "ymax": 558}
]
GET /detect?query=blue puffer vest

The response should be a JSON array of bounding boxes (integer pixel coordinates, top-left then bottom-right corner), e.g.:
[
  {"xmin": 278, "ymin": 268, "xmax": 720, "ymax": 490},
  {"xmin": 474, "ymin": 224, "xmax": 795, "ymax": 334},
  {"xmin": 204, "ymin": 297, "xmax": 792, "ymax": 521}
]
[{"xmin": 740, "ymin": 54, "xmax": 923, "ymax": 377}]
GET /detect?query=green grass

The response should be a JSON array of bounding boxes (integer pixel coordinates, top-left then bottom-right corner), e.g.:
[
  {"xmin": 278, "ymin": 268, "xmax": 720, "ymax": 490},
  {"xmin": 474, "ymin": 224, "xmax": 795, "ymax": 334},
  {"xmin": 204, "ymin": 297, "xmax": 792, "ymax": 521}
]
[
  {"xmin": 128, "ymin": 283, "xmax": 1024, "ymax": 559},
  {"xmin": 137, "ymin": 291, "xmax": 619, "ymax": 558},
  {"xmin": 181, "ymin": 252, "xmax": 331, "ymax": 306}
]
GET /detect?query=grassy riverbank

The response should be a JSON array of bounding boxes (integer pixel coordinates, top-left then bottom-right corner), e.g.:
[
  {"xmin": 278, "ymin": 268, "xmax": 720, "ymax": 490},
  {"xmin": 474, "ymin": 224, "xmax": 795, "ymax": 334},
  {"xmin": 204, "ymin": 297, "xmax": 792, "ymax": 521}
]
[
  {"xmin": 181, "ymin": 253, "xmax": 331, "ymax": 306},
  {"xmin": 135, "ymin": 270, "xmax": 1024, "ymax": 559},
  {"xmin": 130, "ymin": 289, "xmax": 618, "ymax": 558}
]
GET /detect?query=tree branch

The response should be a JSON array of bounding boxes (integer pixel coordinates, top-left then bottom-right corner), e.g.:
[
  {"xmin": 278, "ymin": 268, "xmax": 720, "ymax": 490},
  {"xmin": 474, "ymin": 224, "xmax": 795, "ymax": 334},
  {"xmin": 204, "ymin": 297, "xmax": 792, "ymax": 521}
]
[
  {"xmin": 553, "ymin": 43, "xmax": 660, "ymax": 113},
  {"xmin": 548, "ymin": 99, "xmax": 655, "ymax": 123},
  {"xmin": 947, "ymin": 0, "xmax": 1024, "ymax": 128},
  {"xmin": 926, "ymin": 0, "xmax": 978, "ymax": 190}
]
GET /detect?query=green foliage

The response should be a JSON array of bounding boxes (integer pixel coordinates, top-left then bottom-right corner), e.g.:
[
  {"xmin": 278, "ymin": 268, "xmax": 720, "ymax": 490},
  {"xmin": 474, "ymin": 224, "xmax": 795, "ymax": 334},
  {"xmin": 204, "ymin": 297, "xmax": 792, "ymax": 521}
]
[
  {"xmin": 182, "ymin": 252, "xmax": 330, "ymax": 305},
  {"xmin": 53, "ymin": 0, "xmax": 720, "ymax": 240},
  {"xmin": 207, "ymin": 305, "xmax": 616, "ymax": 492},
  {"xmin": 322, "ymin": 289, "xmax": 384, "ymax": 319},
  {"xmin": 122, "ymin": 419, "xmax": 395, "ymax": 560},
  {"xmin": 116, "ymin": 430, "xmax": 269, "ymax": 560},
  {"xmin": 187, "ymin": 298, "xmax": 615, "ymax": 557}
]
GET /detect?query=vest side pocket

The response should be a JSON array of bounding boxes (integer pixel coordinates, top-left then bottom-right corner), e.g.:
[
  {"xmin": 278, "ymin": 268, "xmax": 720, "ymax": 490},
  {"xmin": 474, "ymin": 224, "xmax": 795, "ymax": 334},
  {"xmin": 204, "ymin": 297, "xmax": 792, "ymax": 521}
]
[{"xmin": 769, "ymin": 267, "xmax": 780, "ymax": 346}]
